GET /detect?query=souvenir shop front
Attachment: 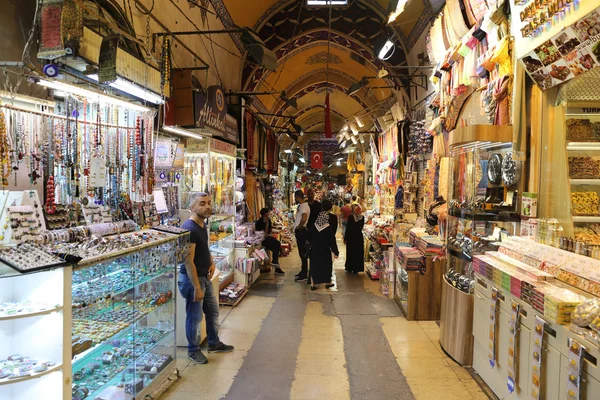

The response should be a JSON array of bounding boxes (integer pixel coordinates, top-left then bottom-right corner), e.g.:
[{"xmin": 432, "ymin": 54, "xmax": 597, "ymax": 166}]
[
  {"xmin": 0, "ymin": 69, "xmax": 193, "ymax": 400},
  {"xmin": 380, "ymin": 1, "xmax": 600, "ymax": 399}
]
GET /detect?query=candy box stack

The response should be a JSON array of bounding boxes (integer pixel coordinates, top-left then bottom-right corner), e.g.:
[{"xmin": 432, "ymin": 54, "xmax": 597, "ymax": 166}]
[{"xmin": 544, "ymin": 288, "xmax": 585, "ymax": 325}]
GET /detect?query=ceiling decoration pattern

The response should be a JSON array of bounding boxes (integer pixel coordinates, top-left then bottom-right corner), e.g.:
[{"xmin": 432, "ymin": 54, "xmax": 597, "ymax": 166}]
[
  {"xmin": 277, "ymin": 105, "xmax": 346, "ymax": 128},
  {"xmin": 243, "ymin": 30, "xmax": 399, "ymax": 92},
  {"xmin": 208, "ymin": 0, "xmax": 245, "ymax": 53},
  {"xmin": 273, "ymin": 81, "xmax": 370, "ymax": 117},
  {"xmin": 306, "ymin": 138, "xmax": 343, "ymax": 168},
  {"xmin": 306, "ymin": 51, "xmax": 342, "ymax": 65},
  {"xmin": 405, "ymin": 0, "xmax": 436, "ymax": 49}
]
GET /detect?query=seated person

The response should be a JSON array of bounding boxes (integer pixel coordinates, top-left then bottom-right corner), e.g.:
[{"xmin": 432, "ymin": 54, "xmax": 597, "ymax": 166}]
[{"xmin": 255, "ymin": 208, "xmax": 285, "ymax": 275}]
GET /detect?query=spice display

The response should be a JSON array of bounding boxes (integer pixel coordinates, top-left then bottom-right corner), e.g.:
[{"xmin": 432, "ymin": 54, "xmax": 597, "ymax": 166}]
[
  {"xmin": 569, "ymin": 157, "xmax": 599, "ymax": 178},
  {"xmin": 571, "ymin": 191, "xmax": 600, "ymax": 215},
  {"xmin": 567, "ymin": 119, "xmax": 593, "ymax": 140}
]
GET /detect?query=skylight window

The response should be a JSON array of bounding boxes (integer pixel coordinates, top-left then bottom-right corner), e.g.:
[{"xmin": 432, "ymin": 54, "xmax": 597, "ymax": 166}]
[{"xmin": 307, "ymin": 0, "xmax": 348, "ymax": 6}]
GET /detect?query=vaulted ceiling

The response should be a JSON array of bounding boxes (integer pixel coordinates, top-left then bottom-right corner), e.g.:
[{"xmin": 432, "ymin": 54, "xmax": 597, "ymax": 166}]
[{"xmin": 212, "ymin": 0, "xmax": 436, "ymax": 145}]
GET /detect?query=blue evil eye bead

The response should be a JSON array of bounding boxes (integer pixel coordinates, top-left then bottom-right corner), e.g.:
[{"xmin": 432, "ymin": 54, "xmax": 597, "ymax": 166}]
[
  {"xmin": 175, "ymin": 173, "xmax": 181, "ymax": 180},
  {"xmin": 160, "ymin": 172, "xmax": 166, "ymax": 180},
  {"xmin": 43, "ymin": 64, "xmax": 59, "ymax": 77},
  {"xmin": 72, "ymin": 110, "xmax": 80, "ymax": 118}
]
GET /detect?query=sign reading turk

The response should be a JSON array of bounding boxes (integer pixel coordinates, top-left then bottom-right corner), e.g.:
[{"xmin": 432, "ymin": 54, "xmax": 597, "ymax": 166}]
[{"xmin": 194, "ymin": 85, "xmax": 238, "ymax": 144}]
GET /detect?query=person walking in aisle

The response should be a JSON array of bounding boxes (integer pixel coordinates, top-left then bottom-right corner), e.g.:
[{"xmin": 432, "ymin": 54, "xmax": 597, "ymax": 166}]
[
  {"xmin": 309, "ymin": 199, "xmax": 339, "ymax": 290},
  {"xmin": 294, "ymin": 190, "xmax": 311, "ymax": 282},
  {"xmin": 344, "ymin": 204, "xmax": 365, "ymax": 274},
  {"xmin": 306, "ymin": 188, "xmax": 322, "ymax": 232},
  {"xmin": 340, "ymin": 198, "xmax": 352, "ymax": 237},
  {"xmin": 255, "ymin": 208, "xmax": 285, "ymax": 275},
  {"xmin": 179, "ymin": 193, "xmax": 234, "ymax": 364}
]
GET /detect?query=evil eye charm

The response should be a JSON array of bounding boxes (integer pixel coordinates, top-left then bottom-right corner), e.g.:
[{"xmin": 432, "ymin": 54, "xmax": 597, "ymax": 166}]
[
  {"xmin": 43, "ymin": 64, "xmax": 59, "ymax": 78},
  {"xmin": 159, "ymin": 172, "xmax": 166, "ymax": 180}
]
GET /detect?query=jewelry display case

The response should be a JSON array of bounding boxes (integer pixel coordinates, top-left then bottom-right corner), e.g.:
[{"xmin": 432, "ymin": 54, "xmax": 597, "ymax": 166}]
[
  {"xmin": 441, "ymin": 125, "xmax": 520, "ymax": 366},
  {"xmin": 70, "ymin": 231, "xmax": 186, "ymax": 400},
  {"xmin": 0, "ymin": 264, "xmax": 70, "ymax": 400}
]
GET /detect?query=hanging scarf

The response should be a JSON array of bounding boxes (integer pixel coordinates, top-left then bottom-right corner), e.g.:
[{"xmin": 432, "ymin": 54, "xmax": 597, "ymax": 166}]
[
  {"xmin": 314, "ymin": 211, "xmax": 330, "ymax": 232},
  {"xmin": 352, "ymin": 213, "xmax": 364, "ymax": 223},
  {"xmin": 493, "ymin": 75, "xmax": 512, "ymax": 125}
]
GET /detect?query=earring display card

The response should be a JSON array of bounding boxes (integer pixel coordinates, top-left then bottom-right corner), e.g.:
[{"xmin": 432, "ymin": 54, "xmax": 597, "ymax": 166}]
[
  {"xmin": 8, "ymin": 205, "xmax": 43, "ymax": 244},
  {"xmin": 0, "ymin": 191, "xmax": 24, "ymax": 245},
  {"xmin": 567, "ymin": 338, "xmax": 585, "ymax": 400},
  {"xmin": 507, "ymin": 300, "xmax": 521, "ymax": 393},
  {"xmin": 489, "ymin": 287, "xmax": 500, "ymax": 368},
  {"xmin": 21, "ymin": 189, "xmax": 46, "ymax": 230},
  {"xmin": 531, "ymin": 316, "xmax": 547, "ymax": 400}
]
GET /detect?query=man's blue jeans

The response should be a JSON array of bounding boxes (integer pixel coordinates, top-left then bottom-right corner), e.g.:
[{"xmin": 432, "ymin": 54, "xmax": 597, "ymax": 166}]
[
  {"xmin": 178, "ymin": 272, "xmax": 220, "ymax": 354},
  {"xmin": 341, "ymin": 220, "xmax": 347, "ymax": 237}
]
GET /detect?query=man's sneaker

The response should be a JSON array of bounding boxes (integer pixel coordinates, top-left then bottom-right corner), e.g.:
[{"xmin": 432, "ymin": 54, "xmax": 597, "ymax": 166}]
[
  {"xmin": 295, "ymin": 274, "xmax": 307, "ymax": 282},
  {"xmin": 188, "ymin": 351, "xmax": 208, "ymax": 364},
  {"xmin": 274, "ymin": 267, "xmax": 285, "ymax": 275},
  {"xmin": 208, "ymin": 342, "xmax": 235, "ymax": 353}
]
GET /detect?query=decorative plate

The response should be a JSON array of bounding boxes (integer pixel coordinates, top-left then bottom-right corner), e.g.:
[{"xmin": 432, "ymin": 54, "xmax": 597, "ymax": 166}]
[
  {"xmin": 488, "ymin": 153, "xmax": 503, "ymax": 185},
  {"xmin": 502, "ymin": 152, "xmax": 521, "ymax": 187}
]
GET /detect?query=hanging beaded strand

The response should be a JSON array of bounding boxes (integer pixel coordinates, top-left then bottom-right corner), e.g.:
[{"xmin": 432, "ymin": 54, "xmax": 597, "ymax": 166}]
[{"xmin": 0, "ymin": 110, "xmax": 10, "ymax": 187}]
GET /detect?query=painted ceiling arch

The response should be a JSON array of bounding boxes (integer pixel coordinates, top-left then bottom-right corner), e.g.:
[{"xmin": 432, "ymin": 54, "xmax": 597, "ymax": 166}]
[{"xmin": 275, "ymin": 105, "xmax": 350, "ymax": 132}]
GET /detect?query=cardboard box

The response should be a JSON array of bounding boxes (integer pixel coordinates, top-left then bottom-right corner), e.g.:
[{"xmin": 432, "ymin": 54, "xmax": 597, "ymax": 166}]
[{"xmin": 521, "ymin": 192, "xmax": 538, "ymax": 217}]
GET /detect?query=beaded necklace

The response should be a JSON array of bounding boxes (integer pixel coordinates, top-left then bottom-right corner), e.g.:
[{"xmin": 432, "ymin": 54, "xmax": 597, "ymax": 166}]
[{"xmin": 0, "ymin": 110, "xmax": 10, "ymax": 186}]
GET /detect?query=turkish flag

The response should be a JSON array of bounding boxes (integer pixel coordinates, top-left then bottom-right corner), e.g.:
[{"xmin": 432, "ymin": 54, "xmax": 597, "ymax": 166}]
[
  {"xmin": 324, "ymin": 93, "xmax": 332, "ymax": 138},
  {"xmin": 311, "ymin": 151, "xmax": 323, "ymax": 169}
]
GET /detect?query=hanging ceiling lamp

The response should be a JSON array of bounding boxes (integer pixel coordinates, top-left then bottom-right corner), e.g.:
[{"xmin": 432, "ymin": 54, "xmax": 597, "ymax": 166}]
[{"xmin": 388, "ymin": 0, "xmax": 410, "ymax": 23}]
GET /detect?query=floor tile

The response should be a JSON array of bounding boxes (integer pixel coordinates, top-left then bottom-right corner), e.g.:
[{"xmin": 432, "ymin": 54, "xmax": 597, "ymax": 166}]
[
  {"xmin": 298, "ymin": 338, "xmax": 345, "ymax": 356},
  {"xmin": 396, "ymin": 357, "xmax": 459, "ymax": 380},
  {"xmin": 389, "ymin": 340, "xmax": 446, "ymax": 358},
  {"xmin": 290, "ymin": 373, "xmax": 351, "ymax": 400},
  {"xmin": 418, "ymin": 321, "xmax": 439, "ymax": 329},
  {"xmin": 295, "ymin": 353, "xmax": 348, "ymax": 376},
  {"xmin": 423, "ymin": 328, "xmax": 440, "ymax": 342},
  {"xmin": 406, "ymin": 378, "xmax": 474, "ymax": 400}
]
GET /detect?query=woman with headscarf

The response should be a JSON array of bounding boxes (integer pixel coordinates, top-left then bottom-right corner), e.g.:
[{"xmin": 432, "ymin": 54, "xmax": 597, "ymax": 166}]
[
  {"xmin": 308, "ymin": 199, "xmax": 339, "ymax": 290},
  {"xmin": 344, "ymin": 204, "xmax": 365, "ymax": 274}
]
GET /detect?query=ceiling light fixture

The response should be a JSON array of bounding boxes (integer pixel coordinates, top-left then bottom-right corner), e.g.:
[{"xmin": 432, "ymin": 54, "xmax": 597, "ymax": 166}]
[
  {"xmin": 299, "ymin": 157, "xmax": 306, "ymax": 163},
  {"xmin": 280, "ymin": 91, "xmax": 298, "ymax": 110},
  {"xmin": 88, "ymin": 74, "xmax": 164, "ymax": 104},
  {"xmin": 374, "ymin": 36, "xmax": 395, "ymax": 60},
  {"xmin": 350, "ymin": 123, "xmax": 359, "ymax": 135},
  {"xmin": 162, "ymin": 125, "xmax": 207, "ymax": 140},
  {"xmin": 355, "ymin": 116, "xmax": 364, "ymax": 128},
  {"xmin": 37, "ymin": 79, "xmax": 152, "ymax": 112},
  {"xmin": 291, "ymin": 121, "xmax": 304, "ymax": 136},
  {"xmin": 351, "ymin": 136, "xmax": 358, "ymax": 145},
  {"xmin": 284, "ymin": 149, "xmax": 293, "ymax": 154},
  {"xmin": 347, "ymin": 76, "xmax": 370, "ymax": 95},
  {"xmin": 388, "ymin": 0, "xmax": 410, "ymax": 24}
]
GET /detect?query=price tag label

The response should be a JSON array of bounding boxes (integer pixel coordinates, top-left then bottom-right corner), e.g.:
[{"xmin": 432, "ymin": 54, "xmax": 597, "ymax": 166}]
[{"xmin": 89, "ymin": 156, "xmax": 107, "ymax": 187}]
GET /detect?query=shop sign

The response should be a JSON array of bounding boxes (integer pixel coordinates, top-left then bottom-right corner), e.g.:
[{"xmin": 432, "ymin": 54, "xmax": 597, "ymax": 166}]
[
  {"xmin": 211, "ymin": 138, "xmax": 236, "ymax": 156},
  {"xmin": 194, "ymin": 86, "xmax": 239, "ymax": 144},
  {"xmin": 520, "ymin": 5, "xmax": 600, "ymax": 91},
  {"xmin": 567, "ymin": 107, "xmax": 600, "ymax": 114},
  {"xmin": 154, "ymin": 139, "xmax": 173, "ymax": 168},
  {"xmin": 173, "ymin": 144, "xmax": 185, "ymax": 168},
  {"xmin": 185, "ymin": 138, "xmax": 209, "ymax": 153},
  {"xmin": 518, "ymin": 0, "xmax": 576, "ymax": 39}
]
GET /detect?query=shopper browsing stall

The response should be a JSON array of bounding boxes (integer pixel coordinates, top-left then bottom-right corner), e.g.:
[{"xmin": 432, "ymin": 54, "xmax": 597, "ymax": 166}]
[
  {"xmin": 179, "ymin": 193, "xmax": 234, "ymax": 364},
  {"xmin": 294, "ymin": 190, "xmax": 311, "ymax": 282},
  {"xmin": 309, "ymin": 199, "xmax": 339, "ymax": 290},
  {"xmin": 306, "ymin": 188, "xmax": 322, "ymax": 232},
  {"xmin": 340, "ymin": 198, "xmax": 352, "ymax": 236},
  {"xmin": 255, "ymin": 208, "xmax": 285, "ymax": 275},
  {"xmin": 344, "ymin": 204, "xmax": 365, "ymax": 274}
]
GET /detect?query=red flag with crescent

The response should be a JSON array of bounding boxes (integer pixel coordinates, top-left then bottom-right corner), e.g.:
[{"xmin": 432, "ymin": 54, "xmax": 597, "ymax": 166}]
[
  {"xmin": 311, "ymin": 151, "xmax": 323, "ymax": 169},
  {"xmin": 324, "ymin": 93, "xmax": 332, "ymax": 138}
]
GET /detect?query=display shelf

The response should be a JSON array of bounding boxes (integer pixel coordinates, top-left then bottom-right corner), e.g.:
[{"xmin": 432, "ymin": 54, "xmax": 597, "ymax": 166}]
[
  {"xmin": 0, "ymin": 305, "xmax": 62, "ymax": 321},
  {"xmin": 211, "ymin": 233, "xmax": 235, "ymax": 248},
  {"xmin": 72, "ymin": 264, "xmax": 175, "ymax": 304},
  {"xmin": 567, "ymin": 142, "xmax": 600, "ymax": 151},
  {"xmin": 448, "ymin": 209, "xmax": 521, "ymax": 222},
  {"xmin": 72, "ymin": 299, "xmax": 174, "ymax": 363},
  {"xmin": 572, "ymin": 216, "xmax": 600, "ymax": 223},
  {"xmin": 570, "ymin": 179, "xmax": 600, "ymax": 185},
  {"xmin": 447, "ymin": 247, "xmax": 473, "ymax": 262},
  {"xmin": 220, "ymin": 288, "xmax": 248, "ymax": 307},
  {"xmin": 0, "ymin": 363, "xmax": 62, "ymax": 387},
  {"xmin": 73, "ymin": 328, "xmax": 173, "ymax": 400}
]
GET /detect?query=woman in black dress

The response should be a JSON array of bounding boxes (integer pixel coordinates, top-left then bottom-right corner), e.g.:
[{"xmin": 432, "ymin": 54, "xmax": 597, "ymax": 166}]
[
  {"xmin": 344, "ymin": 204, "xmax": 365, "ymax": 274},
  {"xmin": 309, "ymin": 199, "xmax": 339, "ymax": 290}
]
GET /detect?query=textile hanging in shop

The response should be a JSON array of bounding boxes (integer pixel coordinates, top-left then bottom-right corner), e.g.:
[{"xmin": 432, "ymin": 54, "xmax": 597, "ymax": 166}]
[
  {"xmin": 430, "ymin": 15, "xmax": 448, "ymax": 63},
  {"xmin": 446, "ymin": 0, "xmax": 470, "ymax": 39},
  {"xmin": 438, "ymin": 157, "xmax": 450, "ymax": 201},
  {"xmin": 324, "ymin": 93, "xmax": 332, "ymax": 138},
  {"xmin": 266, "ymin": 128, "xmax": 277, "ymax": 174},
  {"xmin": 258, "ymin": 123, "xmax": 267, "ymax": 170},
  {"xmin": 61, "ymin": 0, "xmax": 83, "ymax": 53},
  {"xmin": 38, "ymin": 0, "xmax": 66, "ymax": 59},
  {"xmin": 444, "ymin": 86, "xmax": 476, "ymax": 131},
  {"xmin": 98, "ymin": 35, "xmax": 120, "ymax": 84},
  {"xmin": 311, "ymin": 151, "xmax": 323, "ymax": 169},
  {"xmin": 245, "ymin": 111, "xmax": 256, "ymax": 168}
]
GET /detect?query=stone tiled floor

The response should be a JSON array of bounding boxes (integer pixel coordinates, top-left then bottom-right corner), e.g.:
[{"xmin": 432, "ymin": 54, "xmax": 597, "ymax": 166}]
[{"xmin": 161, "ymin": 234, "xmax": 493, "ymax": 400}]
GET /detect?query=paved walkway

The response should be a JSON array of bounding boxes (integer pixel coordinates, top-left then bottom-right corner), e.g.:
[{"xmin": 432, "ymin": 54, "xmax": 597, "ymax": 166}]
[{"xmin": 162, "ymin": 235, "xmax": 492, "ymax": 400}]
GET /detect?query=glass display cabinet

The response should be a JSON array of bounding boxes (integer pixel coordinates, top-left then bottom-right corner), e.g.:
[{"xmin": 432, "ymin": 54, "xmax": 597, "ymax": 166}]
[
  {"xmin": 0, "ymin": 264, "xmax": 69, "ymax": 400},
  {"xmin": 70, "ymin": 233, "xmax": 184, "ymax": 400},
  {"xmin": 441, "ymin": 125, "xmax": 519, "ymax": 366}
]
